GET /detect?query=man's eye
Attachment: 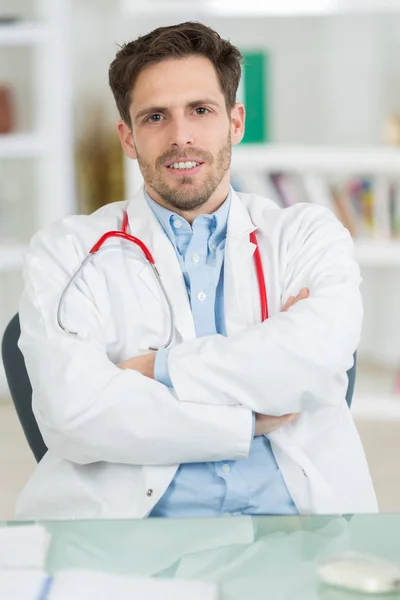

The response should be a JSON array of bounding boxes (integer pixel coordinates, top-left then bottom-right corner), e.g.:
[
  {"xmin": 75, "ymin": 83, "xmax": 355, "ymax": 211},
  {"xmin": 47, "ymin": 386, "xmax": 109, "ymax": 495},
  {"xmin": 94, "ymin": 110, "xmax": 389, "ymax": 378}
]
[
  {"xmin": 147, "ymin": 114, "xmax": 162, "ymax": 122},
  {"xmin": 195, "ymin": 107, "xmax": 209, "ymax": 115}
]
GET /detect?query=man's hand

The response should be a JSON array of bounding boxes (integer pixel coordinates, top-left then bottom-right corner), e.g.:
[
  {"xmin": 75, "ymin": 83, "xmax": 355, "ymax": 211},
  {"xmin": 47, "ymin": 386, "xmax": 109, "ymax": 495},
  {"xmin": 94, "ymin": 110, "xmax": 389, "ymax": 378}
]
[
  {"xmin": 254, "ymin": 286, "xmax": 310, "ymax": 436},
  {"xmin": 117, "ymin": 353, "xmax": 156, "ymax": 378},
  {"xmin": 254, "ymin": 413, "xmax": 296, "ymax": 436},
  {"xmin": 281, "ymin": 287, "xmax": 309, "ymax": 312}
]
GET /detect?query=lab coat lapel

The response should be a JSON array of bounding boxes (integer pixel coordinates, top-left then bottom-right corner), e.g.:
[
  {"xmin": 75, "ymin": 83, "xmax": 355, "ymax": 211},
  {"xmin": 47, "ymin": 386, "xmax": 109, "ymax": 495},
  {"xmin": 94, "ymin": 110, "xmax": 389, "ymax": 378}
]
[
  {"xmin": 224, "ymin": 191, "xmax": 260, "ymax": 335},
  {"xmin": 126, "ymin": 187, "xmax": 196, "ymax": 342}
]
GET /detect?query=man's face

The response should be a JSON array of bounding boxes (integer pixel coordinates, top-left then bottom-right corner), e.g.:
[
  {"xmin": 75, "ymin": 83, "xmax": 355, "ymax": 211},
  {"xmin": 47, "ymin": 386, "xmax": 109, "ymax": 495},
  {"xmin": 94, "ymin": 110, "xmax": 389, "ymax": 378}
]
[{"xmin": 118, "ymin": 55, "xmax": 244, "ymax": 212}]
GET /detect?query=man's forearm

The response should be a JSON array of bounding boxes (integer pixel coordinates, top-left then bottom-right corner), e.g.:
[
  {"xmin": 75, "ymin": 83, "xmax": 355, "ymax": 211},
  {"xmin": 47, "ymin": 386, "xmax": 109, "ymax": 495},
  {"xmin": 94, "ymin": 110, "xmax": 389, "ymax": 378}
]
[{"xmin": 117, "ymin": 353, "xmax": 156, "ymax": 378}]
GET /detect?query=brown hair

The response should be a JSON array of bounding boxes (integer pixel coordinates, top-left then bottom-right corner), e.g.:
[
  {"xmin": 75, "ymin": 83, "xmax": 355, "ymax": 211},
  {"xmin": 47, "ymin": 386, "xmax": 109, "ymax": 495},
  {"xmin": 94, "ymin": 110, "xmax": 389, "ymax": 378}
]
[{"xmin": 109, "ymin": 21, "xmax": 243, "ymax": 127}]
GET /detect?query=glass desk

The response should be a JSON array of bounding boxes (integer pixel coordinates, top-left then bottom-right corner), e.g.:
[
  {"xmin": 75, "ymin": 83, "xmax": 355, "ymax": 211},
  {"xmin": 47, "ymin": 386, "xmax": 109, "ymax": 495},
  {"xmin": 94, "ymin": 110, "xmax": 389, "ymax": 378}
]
[{"xmin": 3, "ymin": 514, "xmax": 400, "ymax": 599}]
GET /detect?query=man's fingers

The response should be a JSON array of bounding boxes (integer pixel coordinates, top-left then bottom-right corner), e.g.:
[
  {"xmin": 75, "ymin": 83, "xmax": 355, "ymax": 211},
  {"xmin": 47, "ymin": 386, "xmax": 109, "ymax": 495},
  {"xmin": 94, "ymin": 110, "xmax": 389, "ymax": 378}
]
[
  {"xmin": 281, "ymin": 287, "xmax": 309, "ymax": 312},
  {"xmin": 254, "ymin": 412, "xmax": 299, "ymax": 436},
  {"xmin": 273, "ymin": 413, "xmax": 297, "ymax": 422},
  {"xmin": 282, "ymin": 413, "xmax": 297, "ymax": 421},
  {"xmin": 295, "ymin": 287, "xmax": 309, "ymax": 300},
  {"xmin": 281, "ymin": 296, "xmax": 295, "ymax": 312},
  {"xmin": 256, "ymin": 412, "xmax": 298, "ymax": 421}
]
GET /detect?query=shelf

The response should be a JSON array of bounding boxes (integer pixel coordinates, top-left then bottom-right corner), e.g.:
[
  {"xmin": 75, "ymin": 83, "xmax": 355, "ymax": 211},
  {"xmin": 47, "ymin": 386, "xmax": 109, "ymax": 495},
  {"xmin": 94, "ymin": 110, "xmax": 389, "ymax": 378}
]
[
  {"xmin": 122, "ymin": 0, "xmax": 400, "ymax": 17},
  {"xmin": 231, "ymin": 145, "xmax": 400, "ymax": 175},
  {"xmin": 0, "ymin": 22, "xmax": 49, "ymax": 46},
  {"xmin": 0, "ymin": 133, "xmax": 47, "ymax": 158},
  {"xmin": 0, "ymin": 244, "xmax": 28, "ymax": 272},
  {"xmin": 355, "ymin": 240, "xmax": 400, "ymax": 267},
  {"xmin": 352, "ymin": 394, "xmax": 400, "ymax": 421}
]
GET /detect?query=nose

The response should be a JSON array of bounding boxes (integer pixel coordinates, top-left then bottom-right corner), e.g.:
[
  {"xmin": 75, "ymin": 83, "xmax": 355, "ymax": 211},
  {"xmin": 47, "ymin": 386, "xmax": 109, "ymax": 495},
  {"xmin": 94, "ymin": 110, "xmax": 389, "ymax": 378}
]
[{"xmin": 168, "ymin": 115, "xmax": 194, "ymax": 148}]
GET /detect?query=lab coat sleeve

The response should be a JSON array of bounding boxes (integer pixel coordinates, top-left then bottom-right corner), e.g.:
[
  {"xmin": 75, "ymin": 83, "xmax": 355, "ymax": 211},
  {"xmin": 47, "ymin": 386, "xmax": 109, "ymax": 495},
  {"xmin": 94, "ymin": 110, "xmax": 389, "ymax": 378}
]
[
  {"xmin": 166, "ymin": 205, "xmax": 362, "ymax": 415},
  {"xmin": 18, "ymin": 224, "xmax": 253, "ymax": 466}
]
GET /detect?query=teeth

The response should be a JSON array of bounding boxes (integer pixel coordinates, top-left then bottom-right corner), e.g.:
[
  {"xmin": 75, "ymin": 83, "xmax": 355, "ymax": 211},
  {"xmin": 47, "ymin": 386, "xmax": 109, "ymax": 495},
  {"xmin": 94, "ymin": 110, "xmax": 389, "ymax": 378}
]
[{"xmin": 169, "ymin": 161, "xmax": 199, "ymax": 170}]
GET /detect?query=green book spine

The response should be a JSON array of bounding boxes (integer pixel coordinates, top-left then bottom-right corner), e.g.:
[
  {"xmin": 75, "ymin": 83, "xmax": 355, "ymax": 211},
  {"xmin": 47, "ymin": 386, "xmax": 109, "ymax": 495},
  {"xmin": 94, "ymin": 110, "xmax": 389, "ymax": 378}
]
[{"xmin": 240, "ymin": 51, "xmax": 269, "ymax": 144}]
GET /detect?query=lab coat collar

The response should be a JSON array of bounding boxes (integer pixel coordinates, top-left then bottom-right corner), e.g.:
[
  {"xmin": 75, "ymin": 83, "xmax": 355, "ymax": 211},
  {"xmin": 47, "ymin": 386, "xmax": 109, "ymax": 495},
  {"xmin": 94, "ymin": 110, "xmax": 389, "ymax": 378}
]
[
  {"xmin": 125, "ymin": 186, "xmax": 196, "ymax": 343},
  {"xmin": 224, "ymin": 190, "xmax": 262, "ymax": 334},
  {"xmin": 227, "ymin": 188, "xmax": 257, "ymax": 238}
]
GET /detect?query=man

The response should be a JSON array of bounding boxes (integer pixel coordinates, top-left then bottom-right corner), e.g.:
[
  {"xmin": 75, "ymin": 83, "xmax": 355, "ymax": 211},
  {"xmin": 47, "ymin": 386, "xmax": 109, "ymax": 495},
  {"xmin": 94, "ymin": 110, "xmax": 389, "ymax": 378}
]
[{"xmin": 16, "ymin": 22, "xmax": 377, "ymax": 519}]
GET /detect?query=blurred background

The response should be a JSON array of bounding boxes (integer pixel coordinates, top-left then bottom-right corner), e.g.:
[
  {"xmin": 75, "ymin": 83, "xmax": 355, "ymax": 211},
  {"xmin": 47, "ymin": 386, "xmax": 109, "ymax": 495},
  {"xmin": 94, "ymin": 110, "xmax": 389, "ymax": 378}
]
[{"xmin": 1, "ymin": 0, "xmax": 400, "ymax": 518}]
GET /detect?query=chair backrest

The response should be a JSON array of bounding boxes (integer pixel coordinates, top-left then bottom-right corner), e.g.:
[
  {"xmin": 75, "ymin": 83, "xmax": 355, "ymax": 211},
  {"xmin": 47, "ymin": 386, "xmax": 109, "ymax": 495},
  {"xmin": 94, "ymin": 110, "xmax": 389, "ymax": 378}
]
[
  {"xmin": 1, "ymin": 313, "xmax": 47, "ymax": 462},
  {"xmin": 1, "ymin": 312, "xmax": 358, "ymax": 464},
  {"xmin": 346, "ymin": 352, "xmax": 357, "ymax": 409}
]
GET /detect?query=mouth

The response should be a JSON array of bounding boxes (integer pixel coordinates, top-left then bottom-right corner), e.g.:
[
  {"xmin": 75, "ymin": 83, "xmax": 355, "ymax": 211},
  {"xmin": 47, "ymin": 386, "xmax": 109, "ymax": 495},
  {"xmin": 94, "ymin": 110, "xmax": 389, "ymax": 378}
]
[{"xmin": 165, "ymin": 159, "xmax": 204, "ymax": 177}]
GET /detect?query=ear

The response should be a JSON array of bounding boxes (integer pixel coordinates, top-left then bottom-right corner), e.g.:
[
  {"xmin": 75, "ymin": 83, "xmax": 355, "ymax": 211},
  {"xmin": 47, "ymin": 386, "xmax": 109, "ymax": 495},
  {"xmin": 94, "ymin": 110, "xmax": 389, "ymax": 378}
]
[
  {"xmin": 230, "ymin": 103, "xmax": 245, "ymax": 146},
  {"xmin": 117, "ymin": 120, "xmax": 137, "ymax": 159}
]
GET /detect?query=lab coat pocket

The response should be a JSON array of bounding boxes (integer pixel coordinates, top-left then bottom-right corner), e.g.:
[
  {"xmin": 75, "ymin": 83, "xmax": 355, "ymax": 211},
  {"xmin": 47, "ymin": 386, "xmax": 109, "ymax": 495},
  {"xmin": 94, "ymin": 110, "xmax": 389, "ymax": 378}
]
[{"xmin": 269, "ymin": 431, "xmax": 339, "ymax": 515}]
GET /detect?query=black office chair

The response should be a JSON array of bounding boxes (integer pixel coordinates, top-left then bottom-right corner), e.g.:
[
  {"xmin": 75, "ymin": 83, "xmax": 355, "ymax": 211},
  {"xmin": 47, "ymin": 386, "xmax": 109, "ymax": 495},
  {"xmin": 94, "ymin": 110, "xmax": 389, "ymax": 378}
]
[
  {"xmin": 2, "ymin": 313, "xmax": 47, "ymax": 462},
  {"xmin": 1, "ymin": 312, "xmax": 358, "ymax": 464}
]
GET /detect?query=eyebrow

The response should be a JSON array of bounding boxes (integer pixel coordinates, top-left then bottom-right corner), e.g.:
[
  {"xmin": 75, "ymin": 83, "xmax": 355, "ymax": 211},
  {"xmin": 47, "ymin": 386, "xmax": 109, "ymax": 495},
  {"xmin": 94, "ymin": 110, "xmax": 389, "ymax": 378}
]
[{"xmin": 134, "ymin": 98, "xmax": 221, "ymax": 123}]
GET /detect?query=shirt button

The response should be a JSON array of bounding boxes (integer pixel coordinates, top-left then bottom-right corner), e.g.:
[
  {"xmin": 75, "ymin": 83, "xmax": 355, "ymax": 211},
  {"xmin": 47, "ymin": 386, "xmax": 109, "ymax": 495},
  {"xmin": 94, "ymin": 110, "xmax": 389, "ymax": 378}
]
[
  {"xmin": 197, "ymin": 292, "xmax": 206, "ymax": 302},
  {"xmin": 146, "ymin": 489, "xmax": 153, "ymax": 497},
  {"xmin": 211, "ymin": 243, "xmax": 217, "ymax": 251},
  {"xmin": 192, "ymin": 253, "xmax": 200, "ymax": 263},
  {"xmin": 222, "ymin": 464, "xmax": 231, "ymax": 473},
  {"xmin": 173, "ymin": 219, "xmax": 182, "ymax": 229}
]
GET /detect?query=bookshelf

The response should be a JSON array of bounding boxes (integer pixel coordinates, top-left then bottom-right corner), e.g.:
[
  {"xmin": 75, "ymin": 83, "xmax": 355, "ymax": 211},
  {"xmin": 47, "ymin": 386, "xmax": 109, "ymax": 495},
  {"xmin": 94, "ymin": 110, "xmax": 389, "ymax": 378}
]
[
  {"xmin": 0, "ymin": 0, "xmax": 75, "ymax": 397},
  {"xmin": 230, "ymin": 144, "xmax": 400, "ymax": 257}
]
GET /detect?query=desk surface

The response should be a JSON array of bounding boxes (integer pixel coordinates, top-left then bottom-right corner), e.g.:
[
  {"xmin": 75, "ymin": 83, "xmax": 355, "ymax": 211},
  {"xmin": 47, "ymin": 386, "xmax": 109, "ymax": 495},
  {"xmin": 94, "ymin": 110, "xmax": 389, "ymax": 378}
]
[{"xmin": 4, "ymin": 514, "xmax": 400, "ymax": 599}]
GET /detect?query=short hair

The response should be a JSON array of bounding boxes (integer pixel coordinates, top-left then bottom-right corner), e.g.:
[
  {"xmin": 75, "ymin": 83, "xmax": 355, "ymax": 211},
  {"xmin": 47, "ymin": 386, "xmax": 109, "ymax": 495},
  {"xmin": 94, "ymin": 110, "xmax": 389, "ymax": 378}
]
[{"xmin": 109, "ymin": 21, "xmax": 243, "ymax": 127}]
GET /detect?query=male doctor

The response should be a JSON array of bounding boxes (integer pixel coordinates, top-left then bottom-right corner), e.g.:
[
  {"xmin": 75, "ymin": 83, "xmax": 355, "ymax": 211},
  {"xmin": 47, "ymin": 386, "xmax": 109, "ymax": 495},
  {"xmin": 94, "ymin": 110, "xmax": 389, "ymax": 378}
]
[{"xmin": 16, "ymin": 22, "xmax": 377, "ymax": 519}]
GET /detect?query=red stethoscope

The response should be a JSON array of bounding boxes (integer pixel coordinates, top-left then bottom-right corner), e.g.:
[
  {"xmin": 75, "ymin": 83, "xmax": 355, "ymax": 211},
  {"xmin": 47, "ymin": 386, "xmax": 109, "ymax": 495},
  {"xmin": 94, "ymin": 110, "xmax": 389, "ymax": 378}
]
[{"xmin": 57, "ymin": 210, "xmax": 268, "ymax": 349}]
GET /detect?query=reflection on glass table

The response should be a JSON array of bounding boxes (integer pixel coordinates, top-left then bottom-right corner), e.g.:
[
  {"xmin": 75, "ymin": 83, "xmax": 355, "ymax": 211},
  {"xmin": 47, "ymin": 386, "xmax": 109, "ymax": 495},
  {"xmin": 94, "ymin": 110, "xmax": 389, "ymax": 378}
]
[{"xmin": 3, "ymin": 514, "xmax": 400, "ymax": 599}]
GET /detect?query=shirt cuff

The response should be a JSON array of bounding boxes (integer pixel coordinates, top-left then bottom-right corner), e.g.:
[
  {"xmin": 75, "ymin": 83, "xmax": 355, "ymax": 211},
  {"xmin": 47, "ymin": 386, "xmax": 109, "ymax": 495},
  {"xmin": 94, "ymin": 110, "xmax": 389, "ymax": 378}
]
[{"xmin": 154, "ymin": 348, "xmax": 173, "ymax": 388}]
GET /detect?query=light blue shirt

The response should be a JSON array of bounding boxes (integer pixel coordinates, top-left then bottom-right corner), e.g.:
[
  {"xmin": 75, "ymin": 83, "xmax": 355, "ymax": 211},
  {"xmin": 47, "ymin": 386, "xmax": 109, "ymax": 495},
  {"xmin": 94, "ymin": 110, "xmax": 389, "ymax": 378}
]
[{"xmin": 145, "ymin": 189, "xmax": 297, "ymax": 517}]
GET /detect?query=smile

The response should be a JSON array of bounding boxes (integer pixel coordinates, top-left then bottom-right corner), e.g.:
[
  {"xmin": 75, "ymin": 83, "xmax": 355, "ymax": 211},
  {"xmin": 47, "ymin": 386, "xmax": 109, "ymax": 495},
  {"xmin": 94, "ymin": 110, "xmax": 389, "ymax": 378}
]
[
  {"xmin": 165, "ymin": 161, "xmax": 204, "ymax": 176},
  {"xmin": 168, "ymin": 161, "xmax": 200, "ymax": 170}
]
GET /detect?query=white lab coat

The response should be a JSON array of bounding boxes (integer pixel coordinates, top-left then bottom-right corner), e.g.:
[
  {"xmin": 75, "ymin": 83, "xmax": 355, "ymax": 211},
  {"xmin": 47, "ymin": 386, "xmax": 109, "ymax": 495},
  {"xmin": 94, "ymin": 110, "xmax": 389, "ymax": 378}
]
[{"xmin": 15, "ymin": 187, "xmax": 378, "ymax": 519}]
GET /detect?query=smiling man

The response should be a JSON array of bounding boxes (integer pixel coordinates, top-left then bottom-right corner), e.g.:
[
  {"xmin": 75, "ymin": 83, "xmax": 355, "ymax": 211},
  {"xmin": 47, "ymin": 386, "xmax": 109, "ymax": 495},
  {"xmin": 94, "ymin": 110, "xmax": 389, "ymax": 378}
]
[
  {"xmin": 116, "ymin": 51, "xmax": 237, "ymax": 217},
  {"xmin": 15, "ymin": 22, "xmax": 377, "ymax": 520}
]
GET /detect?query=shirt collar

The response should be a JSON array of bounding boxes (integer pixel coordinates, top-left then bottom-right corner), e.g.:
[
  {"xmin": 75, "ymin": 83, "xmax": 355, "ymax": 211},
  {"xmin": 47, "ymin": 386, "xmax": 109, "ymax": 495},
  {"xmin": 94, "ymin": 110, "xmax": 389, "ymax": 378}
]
[{"xmin": 145, "ymin": 188, "xmax": 232, "ymax": 248}]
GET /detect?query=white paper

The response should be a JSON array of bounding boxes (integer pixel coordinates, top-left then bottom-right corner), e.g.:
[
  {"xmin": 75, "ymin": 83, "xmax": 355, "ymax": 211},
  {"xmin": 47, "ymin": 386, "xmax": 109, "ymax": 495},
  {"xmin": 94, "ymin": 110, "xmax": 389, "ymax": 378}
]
[
  {"xmin": 49, "ymin": 569, "xmax": 219, "ymax": 600},
  {"xmin": 0, "ymin": 569, "xmax": 48, "ymax": 600},
  {"xmin": 0, "ymin": 525, "xmax": 51, "ymax": 569}
]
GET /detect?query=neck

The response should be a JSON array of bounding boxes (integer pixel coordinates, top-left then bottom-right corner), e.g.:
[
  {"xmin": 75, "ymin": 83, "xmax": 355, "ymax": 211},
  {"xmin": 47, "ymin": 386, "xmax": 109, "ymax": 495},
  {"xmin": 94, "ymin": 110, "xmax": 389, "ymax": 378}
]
[{"xmin": 145, "ymin": 179, "xmax": 230, "ymax": 224}]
